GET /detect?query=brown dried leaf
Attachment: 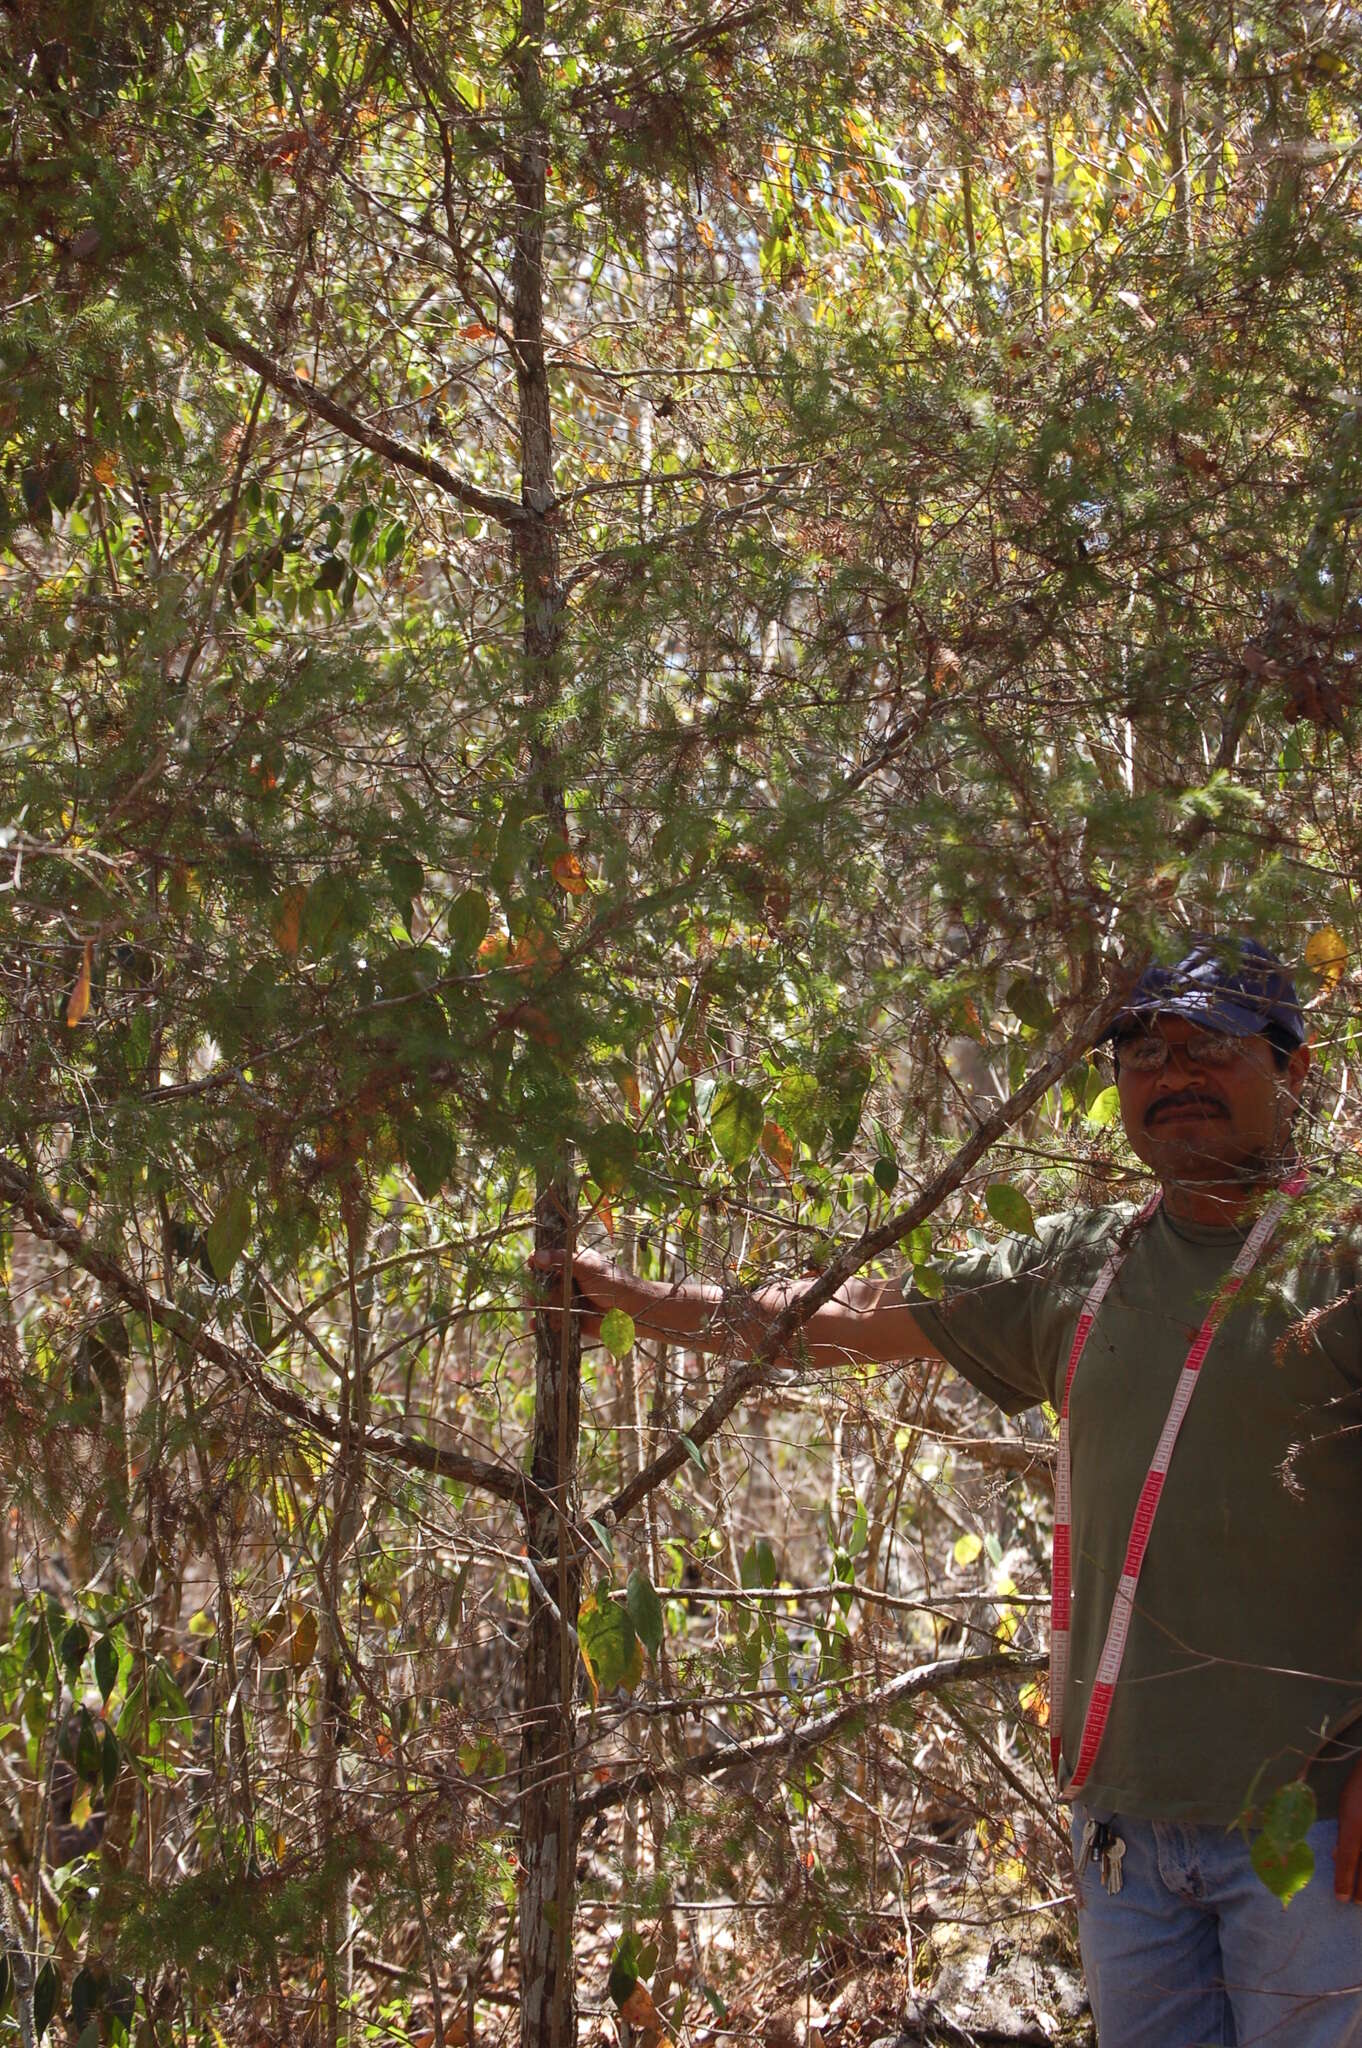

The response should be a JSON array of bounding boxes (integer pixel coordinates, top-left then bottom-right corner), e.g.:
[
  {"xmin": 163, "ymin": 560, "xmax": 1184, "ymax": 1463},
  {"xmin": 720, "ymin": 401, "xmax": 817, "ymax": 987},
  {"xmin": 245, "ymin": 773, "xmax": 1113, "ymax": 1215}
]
[
  {"xmin": 65, "ymin": 941, "xmax": 93, "ymax": 1027},
  {"xmin": 551, "ymin": 849, "xmax": 589, "ymax": 895},
  {"xmin": 273, "ymin": 886, "xmax": 306, "ymax": 957},
  {"xmin": 620, "ymin": 1982, "xmax": 672, "ymax": 2044},
  {"xmin": 761, "ymin": 1120, "xmax": 794, "ymax": 1180}
]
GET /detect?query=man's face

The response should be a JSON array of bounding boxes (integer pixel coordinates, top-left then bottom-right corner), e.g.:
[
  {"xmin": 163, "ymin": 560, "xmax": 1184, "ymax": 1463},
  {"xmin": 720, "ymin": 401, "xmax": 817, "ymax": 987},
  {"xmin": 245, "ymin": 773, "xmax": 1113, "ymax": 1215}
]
[{"xmin": 1116, "ymin": 1014, "xmax": 1310, "ymax": 1187}]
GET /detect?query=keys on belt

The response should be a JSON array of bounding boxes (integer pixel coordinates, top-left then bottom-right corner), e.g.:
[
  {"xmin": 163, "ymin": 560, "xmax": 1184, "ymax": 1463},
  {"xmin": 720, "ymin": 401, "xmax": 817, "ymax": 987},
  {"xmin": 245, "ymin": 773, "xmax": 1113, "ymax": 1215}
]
[{"xmin": 1077, "ymin": 1816, "xmax": 1126, "ymax": 1895}]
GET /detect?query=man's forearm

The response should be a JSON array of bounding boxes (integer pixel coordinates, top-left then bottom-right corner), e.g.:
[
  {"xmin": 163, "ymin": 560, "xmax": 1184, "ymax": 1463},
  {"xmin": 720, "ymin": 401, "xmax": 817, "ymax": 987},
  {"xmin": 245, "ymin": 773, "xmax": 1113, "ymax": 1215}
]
[{"xmin": 601, "ymin": 1267, "xmax": 942, "ymax": 1366}]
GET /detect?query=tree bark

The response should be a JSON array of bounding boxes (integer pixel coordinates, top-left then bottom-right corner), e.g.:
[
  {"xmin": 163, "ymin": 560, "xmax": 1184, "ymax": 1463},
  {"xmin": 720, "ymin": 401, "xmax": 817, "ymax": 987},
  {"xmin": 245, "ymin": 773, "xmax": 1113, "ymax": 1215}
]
[{"xmin": 512, "ymin": 2, "xmax": 581, "ymax": 2043}]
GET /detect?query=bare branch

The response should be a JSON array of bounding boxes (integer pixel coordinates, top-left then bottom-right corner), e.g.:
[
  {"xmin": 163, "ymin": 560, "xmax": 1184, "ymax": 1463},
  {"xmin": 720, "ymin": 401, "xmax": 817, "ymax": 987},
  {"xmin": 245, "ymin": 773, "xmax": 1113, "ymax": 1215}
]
[
  {"xmin": 203, "ymin": 319, "xmax": 529, "ymax": 529},
  {"xmin": 0, "ymin": 1155, "xmax": 529, "ymax": 1506},
  {"xmin": 577, "ymin": 1647, "xmax": 1046, "ymax": 1821}
]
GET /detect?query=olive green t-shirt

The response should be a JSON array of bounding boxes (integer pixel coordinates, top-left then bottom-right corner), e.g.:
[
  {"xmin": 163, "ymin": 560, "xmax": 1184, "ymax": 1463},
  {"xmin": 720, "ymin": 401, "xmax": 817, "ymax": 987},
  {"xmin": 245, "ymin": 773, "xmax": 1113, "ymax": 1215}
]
[{"xmin": 911, "ymin": 1198, "xmax": 1362, "ymax": 1824}]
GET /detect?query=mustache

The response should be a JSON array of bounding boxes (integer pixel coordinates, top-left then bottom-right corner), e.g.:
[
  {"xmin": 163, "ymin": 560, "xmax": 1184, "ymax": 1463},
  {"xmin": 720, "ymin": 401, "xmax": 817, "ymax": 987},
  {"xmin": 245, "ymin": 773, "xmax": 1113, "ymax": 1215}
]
[{"xmin": 1145, "ymin": 1089, "xmax": 1229, "ymax": 1125}]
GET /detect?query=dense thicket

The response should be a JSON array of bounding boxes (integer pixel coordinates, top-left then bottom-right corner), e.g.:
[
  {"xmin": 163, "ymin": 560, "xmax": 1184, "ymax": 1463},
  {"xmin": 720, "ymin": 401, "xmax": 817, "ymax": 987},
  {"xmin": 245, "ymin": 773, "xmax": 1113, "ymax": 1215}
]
[{"xmin": 0, "ymin": 2, "xmax": 1359, "ymax": 2043}]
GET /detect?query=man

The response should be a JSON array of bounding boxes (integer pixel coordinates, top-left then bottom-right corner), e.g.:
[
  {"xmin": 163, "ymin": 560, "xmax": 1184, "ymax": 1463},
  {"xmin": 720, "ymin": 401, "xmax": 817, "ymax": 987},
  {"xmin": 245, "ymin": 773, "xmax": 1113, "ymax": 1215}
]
[{"xmin": 548, "ymin": 936, "xmax": 1362, "ymax": 2046}]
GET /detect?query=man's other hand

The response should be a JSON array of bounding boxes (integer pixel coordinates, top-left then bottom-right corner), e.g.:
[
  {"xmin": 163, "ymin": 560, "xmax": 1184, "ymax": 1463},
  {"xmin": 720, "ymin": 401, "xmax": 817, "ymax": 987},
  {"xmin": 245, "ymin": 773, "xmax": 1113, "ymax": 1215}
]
[{"xmin": 528, "ymin": 1245, "xmax": 657, "ymax": 1347}]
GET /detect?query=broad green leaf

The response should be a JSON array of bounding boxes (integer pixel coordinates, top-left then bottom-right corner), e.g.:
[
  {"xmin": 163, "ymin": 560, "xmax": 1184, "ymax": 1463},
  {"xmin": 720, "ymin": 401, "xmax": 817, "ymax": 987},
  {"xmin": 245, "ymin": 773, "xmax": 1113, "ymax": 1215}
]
[
  {"xmin": 816, "ymin": 1033, "xmax": 872, "ymax": 1149},
  {"xmin": 587, "ymin": 1122, "xmax": 636, "ymax": 1196},
  {"xmin": 775, "ymin": 1070, "xmax": 824, "ymax": 1145},
  {"xmin": 94, "ymin": 1633, "xmax": 119, "ymax": 1702},
  {"xmin": 60, "ymin": 1619, "xmax": 88, "ymax": 1679},
  {"xmin": 625, "ymin": 1567, "xmax": 664, "ymax": 1656},
  {"xmin": 1251, "ymin": 1830, "xmax": 1315, "ymax": 1907},
  {"xmin": 985, "ymin": 1182, "xmax": 1037, "ymax": 1237},
  {"xmin": 448, "ymin": 888, "xmax": 490, "ymax": 957},
  {"xmin": 34, "ymin": 1959, "xmax": 58, "ymax": 2040},
  {"xmin": 70, "ymin": 1966, "xmax": 100, "ymax": 2030},
  {"xmin": 1250, "ymin": 1780, "xmax": 1317, "ymax": 1906},
  {"xmin": 206, "ymin": 1186, "xmax": 252, "ymax": 1280},
  {"xmin": 914, "ymin": 1264, "xmax": 945, "ymax": 1300},
  {"xmin": 1006, "ymin": 974, "xmax": 1053, "ymax": 1029},
  {"xmin": 1086, "ymin": 1084, "xmax": 1121, "ymax": 1129},
  {"xmin": 382, "ymin": 844, "xmax": 424, "ymax": 920},
  {"xmin": 458, "ymin": 1732, "xmax": 508, "ymax": 1778},
  {"xmin": 403, "ymin": 1119, "xmax": 456, "ymax": 1200},
  {"xmin": 245, "ymin": 1280, "xmax": 277, "ymax": 1356},
  {"xmin": 707, "ymin": 1080, "xmax": 765, "ymax": 1168},
  {"xmin": 873, "ymin": 1155, "xmax": 899, "ymax": 1195},
  {"xmin": 75, "ymin": 1709, "xmax": 101, "ymax": 1783},
  {"xmin": 303, "ymin": 871, "xmax": 360, "ymax": 953},
  {"xmin": 599, "ymin": 1308, "xmax": 635, "ymax": 1358},
  {"xmin": 609, "ymin": 1930, "xmax": 651, "ymax": 2007},
  {"xmin": 578, "ymin": 1588, "xmax": 642, "ymax": 1700}
]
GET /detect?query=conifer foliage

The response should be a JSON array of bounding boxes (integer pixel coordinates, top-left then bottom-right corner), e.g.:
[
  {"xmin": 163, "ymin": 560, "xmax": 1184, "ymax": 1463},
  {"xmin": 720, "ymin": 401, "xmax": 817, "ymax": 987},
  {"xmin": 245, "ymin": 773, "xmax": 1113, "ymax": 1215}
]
[{"xmin": 0, "ymin": 1, "xmax": 1360, "ymax": 2042}]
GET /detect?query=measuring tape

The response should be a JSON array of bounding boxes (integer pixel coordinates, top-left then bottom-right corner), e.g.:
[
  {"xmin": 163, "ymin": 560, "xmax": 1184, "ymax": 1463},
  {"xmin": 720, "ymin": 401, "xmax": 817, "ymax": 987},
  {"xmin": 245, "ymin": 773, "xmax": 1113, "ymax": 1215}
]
[{"xmin": 1049, "ymin": 1171, "xmax": 1307, "ymax": 1796}]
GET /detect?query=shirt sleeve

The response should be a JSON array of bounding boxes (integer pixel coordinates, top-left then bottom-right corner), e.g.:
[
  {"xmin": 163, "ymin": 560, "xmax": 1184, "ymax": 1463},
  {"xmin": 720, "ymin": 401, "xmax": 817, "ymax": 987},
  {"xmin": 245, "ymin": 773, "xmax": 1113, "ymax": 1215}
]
[{"xmin": 908, "ymin": 1208, "xmax": 1122, "ymax": 1415}]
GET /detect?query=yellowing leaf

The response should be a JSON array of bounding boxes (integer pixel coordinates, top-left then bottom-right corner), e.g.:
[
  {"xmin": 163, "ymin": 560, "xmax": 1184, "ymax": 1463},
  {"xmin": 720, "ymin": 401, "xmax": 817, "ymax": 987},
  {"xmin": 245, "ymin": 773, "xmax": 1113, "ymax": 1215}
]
[
  {"xmin": 578, "ymin": 1588, "xmax": 643, "ymax": 1701},
  {"xmin": 289, "ymin": 1606, "xmax": 319, "ymax": 1668},
  {"xmin": 273, "ymin": 885, "xmax": 306, "ymax": 957},
  {"xmin": 254, "ymin": 1611, "xmax": 287, "ymax": 1657},
  {"xmin": 65, "ymin": 940, "xmax": 93, "ymax": 1027},
  {"xmin": 551, "ymin": 849, "xmax": 589, "ymax": 895},
  {"xmin": 761, "ymin": 1119, "xmax": 794, "ymax": 1180},
  {"xmin": 1086, "ymin": 1084, "xmax": 1121, "ymax": 1129},
  {"xmin": 1305, "ymin": 925, "xmax": 1347, "ymax": 989},
  {"xmin": 599, "ymin": 1308, "xmax": 635, "ymax": 1359},
  {"xmin": 1019, "ymin": 1679, "xmax": 1050, "ymax": 1727},
  {"xmin": 953, "ymin": 1532, "xmax": 983, "ymax": 1566}
]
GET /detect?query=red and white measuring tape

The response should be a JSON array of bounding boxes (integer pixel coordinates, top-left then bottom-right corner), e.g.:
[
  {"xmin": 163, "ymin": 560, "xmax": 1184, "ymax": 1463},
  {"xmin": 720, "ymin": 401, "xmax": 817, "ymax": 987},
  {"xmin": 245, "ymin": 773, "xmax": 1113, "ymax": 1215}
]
[{"xmin": 1049, "ymin": 1171, "xmax": 1307, "ymax": 1796}]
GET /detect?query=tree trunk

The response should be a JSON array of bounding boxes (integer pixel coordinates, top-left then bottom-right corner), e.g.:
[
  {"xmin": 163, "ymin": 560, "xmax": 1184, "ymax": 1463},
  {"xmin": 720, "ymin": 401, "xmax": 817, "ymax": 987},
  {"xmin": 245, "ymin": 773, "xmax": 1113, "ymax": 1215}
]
[{"xmin": 512, "ymin": 3, "xmax": 581, "ymax": 2043}]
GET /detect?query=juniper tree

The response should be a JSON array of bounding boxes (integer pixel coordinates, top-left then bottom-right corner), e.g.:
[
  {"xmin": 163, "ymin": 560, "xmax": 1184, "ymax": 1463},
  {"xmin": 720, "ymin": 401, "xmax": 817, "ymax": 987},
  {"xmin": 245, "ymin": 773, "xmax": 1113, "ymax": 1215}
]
[{"xmin": 0, "ymin": 0, "xmax": 1360, "ymax": 2042}]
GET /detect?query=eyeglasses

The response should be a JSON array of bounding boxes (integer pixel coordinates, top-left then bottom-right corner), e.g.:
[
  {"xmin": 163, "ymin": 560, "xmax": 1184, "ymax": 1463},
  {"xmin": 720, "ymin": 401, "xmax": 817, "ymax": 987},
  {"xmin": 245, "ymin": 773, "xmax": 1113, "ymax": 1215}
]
[{"xmin": 1111, "ymin": 1028, "xmax": 1248, "ymax": 1073}]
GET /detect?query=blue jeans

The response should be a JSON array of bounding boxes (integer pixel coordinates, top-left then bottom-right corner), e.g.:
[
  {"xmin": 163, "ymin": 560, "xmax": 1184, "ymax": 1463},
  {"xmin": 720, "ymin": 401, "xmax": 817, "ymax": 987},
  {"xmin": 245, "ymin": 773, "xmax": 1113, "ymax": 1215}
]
[{"xmin": 1072, "ymin": 1806, "xmax": 1362, "ymax": 2046}]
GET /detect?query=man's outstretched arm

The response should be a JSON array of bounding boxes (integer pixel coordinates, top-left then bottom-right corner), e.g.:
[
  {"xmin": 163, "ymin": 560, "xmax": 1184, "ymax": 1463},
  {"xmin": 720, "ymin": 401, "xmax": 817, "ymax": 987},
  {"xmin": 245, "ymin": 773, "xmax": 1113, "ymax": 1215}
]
[{"xmin": 532, "ymin": 1246, "xmax": 947, "ymax": 1369}]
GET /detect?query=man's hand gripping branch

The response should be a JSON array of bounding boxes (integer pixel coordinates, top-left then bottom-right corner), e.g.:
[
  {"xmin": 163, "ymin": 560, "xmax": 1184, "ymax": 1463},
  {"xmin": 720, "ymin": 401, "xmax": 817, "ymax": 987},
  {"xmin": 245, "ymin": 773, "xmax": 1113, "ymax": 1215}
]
[{"xmin": 529, "ymin": 1244, "xmax": 946, "ymax": 1372}]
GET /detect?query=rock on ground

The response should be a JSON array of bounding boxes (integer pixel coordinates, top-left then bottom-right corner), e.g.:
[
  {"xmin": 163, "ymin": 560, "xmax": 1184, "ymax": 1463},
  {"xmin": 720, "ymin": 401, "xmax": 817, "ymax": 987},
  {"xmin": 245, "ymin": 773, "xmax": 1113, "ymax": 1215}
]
[{"xmin": 870, "ymin": 1925, "xmax": 1093, "ymax": 2045}]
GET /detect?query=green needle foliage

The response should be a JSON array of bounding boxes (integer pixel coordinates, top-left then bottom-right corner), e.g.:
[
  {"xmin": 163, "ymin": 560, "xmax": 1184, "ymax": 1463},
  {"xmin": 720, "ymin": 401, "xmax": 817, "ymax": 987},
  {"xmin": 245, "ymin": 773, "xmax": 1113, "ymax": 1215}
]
[{"xmin": 0, "ymin": 0, "xmax": 1360, "ymax": 2040}]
